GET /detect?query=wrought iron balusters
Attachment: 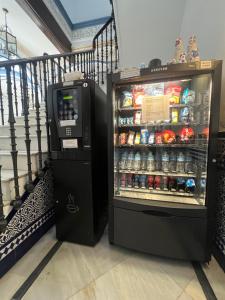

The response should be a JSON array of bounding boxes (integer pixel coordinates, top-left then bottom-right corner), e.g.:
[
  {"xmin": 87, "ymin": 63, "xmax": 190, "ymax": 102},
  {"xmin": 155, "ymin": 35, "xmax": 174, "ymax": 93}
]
[
  {"xmin": 12, "ymin": 66, "xmax": 18, "ymax": 117},
  {"xmin": 6, "ymin": 66, "xmax": 21, "ymax": 209},
  {"xmin": 21, "ymin": 63, "xmax": 33, "ymax": 192},
  {"xmin": 43, "ymin": 60, "xmax": 51, "ymax": 160},
  {"xmin": 0, "ymin": 78, "xmax": 4, "ymax": 125},
  {"xmin": 101, "ymin": 33, "xmax": 104, "ymax": 84},
  {"xmin": 0, "ymin": 165, "xmax": 7, "ymax": 233},
  {"xmin": 33, "ymin": 62, "xmax": 43, "ymax": 176},
  {"xmin": 29, "ymin": 63, "xmax": 35, "ymax": 109}
]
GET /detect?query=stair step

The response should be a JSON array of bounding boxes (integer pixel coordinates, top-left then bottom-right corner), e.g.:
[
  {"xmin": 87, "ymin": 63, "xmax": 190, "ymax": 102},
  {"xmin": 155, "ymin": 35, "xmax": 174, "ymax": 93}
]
[
  {"xmin": 28, "ymin": 109, "xmax": 46, "ymax": 118},
  {"xmin": 0, "ymin": 135, "xmax": 48, "ymax": 151},
  {"xmin": 15, "ymin": 114, "xmax": 46, "ymax": 125},
  {"xmin": 0, "ymin": 123, "xmax": 46, "ymax": 136},
  {"xmin": 1, "ymin": 169, "xmax": 35, "ymax": 209},
  {"xmin": 0, "ymin": 150, "xmax": 47, "ymax": 171}
]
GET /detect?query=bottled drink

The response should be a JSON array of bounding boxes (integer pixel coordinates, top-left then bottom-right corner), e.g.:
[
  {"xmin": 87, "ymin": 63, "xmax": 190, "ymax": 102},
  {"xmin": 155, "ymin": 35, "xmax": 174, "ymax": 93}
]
[
  {"xmin": 133, "ymin": 152, "xmax": 141, "ymax": 171},
  {"xmin": 169, "ymin": 151, "xmax": 177, "ymax": 173},
  {"xmin": 140, "ymin": 175, "xmax": 147, "ymax": 189},
  {"xmin": 185, "ymin": 152, "xmax": 194, "ymax": 173},
  {"xmin": 147, "ymin": 175, "xmax": 154, "ymax": 190},
  {"xmin": 155, "ymin": 151, "xmax": 161, "ymax": 171},
  {"xmin": 176, "ymin": 152, "xmax": 185, "ymax": 173},
  {"xmin": 126, "ymin": 151, "xmax": 135, "ymax": 170},
  {"xmin": 141, "ymin": 151, "xmax": 147, "ymax": 170},
  {"xmin": 162, "ymin": 151, "xmax": 169, "ymax": 173},
  {"xmin": 119, "ymin": 150, "xmax": 128, "ymax": 170},
  {"xmin": 146, "ymin": 151, "xmax": 155, "ymax": 171}
]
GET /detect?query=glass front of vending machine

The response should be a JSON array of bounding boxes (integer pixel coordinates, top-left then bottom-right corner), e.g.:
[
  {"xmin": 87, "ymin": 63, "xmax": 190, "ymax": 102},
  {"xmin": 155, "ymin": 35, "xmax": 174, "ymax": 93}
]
[{"xmin": 108, "ymin": 61, "xmax": 222, "ymax": 262}]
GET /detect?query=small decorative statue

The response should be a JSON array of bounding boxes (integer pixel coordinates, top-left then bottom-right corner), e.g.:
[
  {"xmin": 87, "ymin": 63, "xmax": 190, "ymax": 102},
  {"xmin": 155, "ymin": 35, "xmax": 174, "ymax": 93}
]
[
  {"xmin": 172, "ymin": 38, "xmax": 187, "ymax": 64},
  {"xmin": 187, "ymin": 35, "xmax": 200, "ymax": 62}
]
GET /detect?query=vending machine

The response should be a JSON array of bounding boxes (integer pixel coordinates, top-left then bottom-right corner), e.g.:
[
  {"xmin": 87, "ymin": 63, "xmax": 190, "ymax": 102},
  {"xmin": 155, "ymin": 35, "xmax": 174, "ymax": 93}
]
[
  {"xmin": 47, "ymin": 79, "xmax": 108, "ymax": 246},
  {"xmin": 108, "ymin": 60, "xmax": 222, "ymax": 261}
]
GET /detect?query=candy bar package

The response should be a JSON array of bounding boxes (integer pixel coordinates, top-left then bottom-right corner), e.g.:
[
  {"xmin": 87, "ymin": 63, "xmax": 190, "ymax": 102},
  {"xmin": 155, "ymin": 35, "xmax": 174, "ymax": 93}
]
[
  {"xmin": 134, "ymin": 132, "xmax": 141, "ymax": 144},
  {"xmin": 119, "ymin": 116, "xmax": 127, "ymax": 126},
  {"xmin": 132, "ymin": 86, "xmax": 145, "ymax": 108},
  {"xmin": 162, "ymin": 129, "xmax": 176, "ymax": 144},
  {"xmin": 165, "ymin": 84, "xmax": 182, "ymax": 104},
  {"xmin": 171, "ymin": 108, "xmax": 179, "ymax": 123},
  {"xmin": 127, "ymin": 131, "xmax": 135, "ymax": 145},
  {"xmin": 121, "ymin": 91, "xmax": 133, "ymax": 108},
  {"xmin": 134, "ymin": 111, "xmax": 142, "ymax": 125},
  {"xmin": 126, "ymin": 117, "xmax": 134, "ymax": 125},
  {"xmin": 119, "ymin": 133, "xmax": 127, "ymax": 145},
  {"xmin": 140, "ymin": 129, "xmax": 149, "ymax": 144},
  {"xmin": 181, "ymin": 88, "xmax": 195, "ymax": 104},
  {"xmin": 155, "ymin": 132, "xmax": 163, "ymax": 144},
  {"xmin": 148, "ymin": 132, "xmax": 155, "ymax": 144}
]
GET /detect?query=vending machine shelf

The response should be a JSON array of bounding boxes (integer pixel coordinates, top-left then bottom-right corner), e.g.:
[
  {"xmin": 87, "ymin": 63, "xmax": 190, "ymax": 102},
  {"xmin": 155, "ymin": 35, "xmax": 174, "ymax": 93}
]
[{"xmin": 115, "ymin": 169, "xmax": 196, "ymax": 178}]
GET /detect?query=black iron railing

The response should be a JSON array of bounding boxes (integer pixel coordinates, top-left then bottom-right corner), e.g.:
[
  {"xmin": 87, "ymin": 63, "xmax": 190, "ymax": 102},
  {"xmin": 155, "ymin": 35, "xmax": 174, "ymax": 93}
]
[{"xmin": 0, "ymin": 16, "xmax": 118, "ymax": 232}]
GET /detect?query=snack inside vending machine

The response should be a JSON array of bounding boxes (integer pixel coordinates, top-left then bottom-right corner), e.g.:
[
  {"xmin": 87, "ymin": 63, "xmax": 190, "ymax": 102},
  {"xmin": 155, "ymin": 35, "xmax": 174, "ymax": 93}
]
[
  {"xmin": 108, "ymin": 61, "xmax": 222, "ymax": 261},
  {"xmin": 47, "ymin": 79, "xmax": 108, "ymax": 246}
]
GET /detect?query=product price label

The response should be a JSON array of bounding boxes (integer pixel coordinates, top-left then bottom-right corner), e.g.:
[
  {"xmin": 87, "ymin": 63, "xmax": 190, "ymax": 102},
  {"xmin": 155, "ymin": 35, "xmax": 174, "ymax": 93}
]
[{"xmin": 200, "ymin": 61, "xmax": 212, "ymax": 69}]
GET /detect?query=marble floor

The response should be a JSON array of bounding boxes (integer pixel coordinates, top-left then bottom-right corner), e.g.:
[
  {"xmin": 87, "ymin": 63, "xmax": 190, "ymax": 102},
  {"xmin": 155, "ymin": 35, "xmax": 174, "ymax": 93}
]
[{"xmin": 0, "ymin": 227, "xmax": 225, "ymax": 300}]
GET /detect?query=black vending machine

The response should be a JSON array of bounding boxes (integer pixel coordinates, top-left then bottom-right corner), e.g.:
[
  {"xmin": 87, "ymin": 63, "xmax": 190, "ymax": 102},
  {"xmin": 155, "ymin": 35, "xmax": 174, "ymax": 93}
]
[{"xmin": 47, "ymin": 79, "xmax": 108, "ymax": 246}]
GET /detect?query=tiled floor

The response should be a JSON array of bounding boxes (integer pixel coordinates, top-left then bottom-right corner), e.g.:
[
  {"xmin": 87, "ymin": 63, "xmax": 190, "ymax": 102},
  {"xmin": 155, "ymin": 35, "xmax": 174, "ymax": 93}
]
[{"xmin": 0, "ymin": 227, "xmax": 225, "ymax": 300}]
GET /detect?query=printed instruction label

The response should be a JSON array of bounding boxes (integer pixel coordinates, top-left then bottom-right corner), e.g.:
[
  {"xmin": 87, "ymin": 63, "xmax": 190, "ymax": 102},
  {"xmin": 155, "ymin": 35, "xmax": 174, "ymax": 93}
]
[
  {"xmin": 120, "ymin": 68, "xmax": 140, "ymax": 79},
  {"xmin": 200, "ymin": 61, "xmax": 212, "ymax": 69},
  {"xmin": 62, "ymin": 139, "xmax": 78, "ymax": 148}
]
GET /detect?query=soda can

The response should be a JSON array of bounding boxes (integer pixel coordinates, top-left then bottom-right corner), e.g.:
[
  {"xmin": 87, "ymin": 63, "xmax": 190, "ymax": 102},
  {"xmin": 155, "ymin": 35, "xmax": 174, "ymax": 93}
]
[
  {"xmin": 154, "ymin": 175, "xmax": 161, "ymax": 190},
  {"xmin": 162, "ymin": 176, "xmax": 169, "ymax": 190},
  {"xmin": 120, "ymin": 174, "xmax": 126, "ymax": 188},
  {"xmin": 147, "ymin": 175, "xmax": 154, "ymax": 190},
  {"xmin": 127, "ymin": 174, "xmax": 133, "ymax": 188},
  {"xmin": 140, "ymin": 175, "xmax": 147, "ymax": 189},
  {"xmin": 134, "ymin": 174, "xmax": 140, "ymax": 188}
]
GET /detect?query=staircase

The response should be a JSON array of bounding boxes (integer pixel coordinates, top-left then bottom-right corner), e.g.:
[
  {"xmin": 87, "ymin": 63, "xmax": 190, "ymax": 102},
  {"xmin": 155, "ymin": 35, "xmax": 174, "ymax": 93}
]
[
  {"xmin": 0, "ymin": 14, "xmax": 118, "ymax": 232},
  {"xmin": 0, "ymin": 106, "xmax": 47, "ymax": 216}
]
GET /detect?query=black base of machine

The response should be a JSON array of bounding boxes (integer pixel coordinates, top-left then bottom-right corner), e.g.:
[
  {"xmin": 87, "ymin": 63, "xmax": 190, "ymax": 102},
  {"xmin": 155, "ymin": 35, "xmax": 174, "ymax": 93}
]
[
  {"xmin": 52, "ymin": 159, "xmax": 107, "ymax": 246},
  {"xmin": 109, "ymin": 198, "xmax": 209, "ymax": 262}
]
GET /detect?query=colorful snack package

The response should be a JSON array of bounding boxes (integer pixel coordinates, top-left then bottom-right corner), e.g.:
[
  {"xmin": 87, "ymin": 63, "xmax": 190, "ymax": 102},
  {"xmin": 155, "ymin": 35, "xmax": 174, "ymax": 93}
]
[
  {"xmin": 134, "ymin": 111, "xmax": 142, "ymax": 125},
  {"xmin": 134, "ymin": 132, "xmax": 141, "ymax": 144},
  {"xmin": 132, "ymin": 86, "xmax": 145, "ymax": 108},
  {"xmin": 165, "ymin": 84, "xmax": 182, "ymax": 104},
  {"xmin": 121, "ymin": 91, "xmax": 133, "ymax": 108},
  {"xmin": 140, "ymin": 129, "xmax": 149, "ymax": 144},
  {"xmin": 181, "ymin": 88, "xmax": 195, "ymax": 104},
  {"xmin": 162, "ymin": 129, "xmax": 176, "ymax": 144},
  {"xmin": 127, "ymin": 131, "xmax": 135, "ymax": 145},
  {"xmin": 155, "ymin": 132, "xmax": 163, "ymax": 144},
  {"xmin": 171, "ymin": 108, "xmax": 179, "ymax": 123},
  {"xmin": 119, "ymin": 133, "xmax": 127, "ymax": 145},
  {"xmin": 148, "ymin": 132, "xmax": 155, "ymax": 144},
  {"xmin": 126, "ymin": 116, "xmax": 134, "ymax": 125}
]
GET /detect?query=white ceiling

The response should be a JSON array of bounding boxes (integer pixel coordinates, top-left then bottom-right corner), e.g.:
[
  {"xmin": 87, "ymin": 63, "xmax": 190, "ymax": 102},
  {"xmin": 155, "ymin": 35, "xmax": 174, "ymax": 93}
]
[{"xmin": 0, "ymin": 0, "xmax": 59, "ymax": 59}]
